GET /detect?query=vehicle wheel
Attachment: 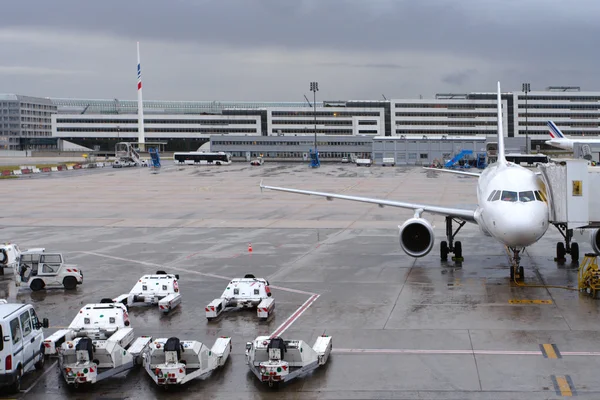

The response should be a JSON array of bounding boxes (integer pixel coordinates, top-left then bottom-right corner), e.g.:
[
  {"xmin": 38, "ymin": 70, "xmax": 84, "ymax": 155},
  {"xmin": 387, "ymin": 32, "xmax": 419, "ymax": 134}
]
[
  {"xmin": 454, "ymin": 241, "xmax": 463, "ymax": 259},
  {"xmin": 0, "ymin": 267, "xmax": 4, "ymax": 275},
  {"xmin": 571, "ymin": 242, "xmax": 580, "ymax": 263},
  {"xmin": 63, "ymin": 276, "xmax": 77, "ymax": 290},
  {"xmin": 556, "ymin": 242, "xmax": 566, "ymax": 260},
  {"xmin": 30, "ymin": 279, "xmax": 44, "ymax": 291},
  {"xmin": 440, "ymin": 241, "xmax": 449, "ymax": 261},
  {"xmin": 8, "ymin": 365, "xmax": 21, "ymax": 393},
  {"xmin": 35, "ymin": 345, "xmax": 45, "ymax": 370}
]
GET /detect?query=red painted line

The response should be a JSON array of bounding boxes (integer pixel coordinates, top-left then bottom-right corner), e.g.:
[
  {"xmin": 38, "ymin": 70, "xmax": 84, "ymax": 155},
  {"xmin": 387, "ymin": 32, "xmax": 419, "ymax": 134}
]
[{"xmin": 270, "ymin": 294, "xmax": 319, "ymax": 338}]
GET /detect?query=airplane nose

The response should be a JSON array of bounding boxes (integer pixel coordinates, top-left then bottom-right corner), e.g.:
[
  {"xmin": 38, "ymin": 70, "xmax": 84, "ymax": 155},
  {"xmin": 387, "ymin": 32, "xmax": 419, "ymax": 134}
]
[{"xmin": 498, "ymin": 211, "xmax": 546, "ymax": 247}]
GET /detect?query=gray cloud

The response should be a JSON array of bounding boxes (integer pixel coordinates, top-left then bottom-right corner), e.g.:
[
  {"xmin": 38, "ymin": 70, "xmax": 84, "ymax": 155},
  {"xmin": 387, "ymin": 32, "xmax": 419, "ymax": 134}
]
[
  {"xmin": 0, "ymin": 0, "xmax": 599, "ymax": 100},
  {"xmin": 442, "ymin": 69, "xmax": 477, "ymax": 86}
]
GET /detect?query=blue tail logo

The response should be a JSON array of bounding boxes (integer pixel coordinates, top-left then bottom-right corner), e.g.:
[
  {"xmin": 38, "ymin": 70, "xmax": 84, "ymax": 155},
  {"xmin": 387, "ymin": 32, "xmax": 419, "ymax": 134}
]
[{"xmin": 547, "ymin": 121, "xmax": 564, "ymax": 139}]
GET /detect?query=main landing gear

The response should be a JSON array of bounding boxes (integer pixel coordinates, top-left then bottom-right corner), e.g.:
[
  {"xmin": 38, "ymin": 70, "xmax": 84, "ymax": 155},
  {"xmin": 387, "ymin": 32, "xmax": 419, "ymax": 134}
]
[
  {"xmin": 554, "ymin": 224, "xmax": 579, "ymax": 264},
  {"xmin": 440, "ymin": 216, "xmax": 465, "ymax": 262},
  {"xmin": 508, "ymin": 247, "xmax": 525, "ymax": 282}
]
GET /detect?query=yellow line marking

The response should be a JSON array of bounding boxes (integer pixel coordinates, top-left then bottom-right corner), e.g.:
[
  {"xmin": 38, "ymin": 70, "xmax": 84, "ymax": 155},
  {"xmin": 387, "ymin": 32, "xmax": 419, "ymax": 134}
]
[
  {"xmin": 508, "ymin": 299, "xmax": 553, "ymax": 304},
  {"xmin": 543, "ymin": 344, "xmax": 558, "ymax": 359},
  {"xmin": 556, "ymin": 376, "xmax": 573, "ymax": 397}
]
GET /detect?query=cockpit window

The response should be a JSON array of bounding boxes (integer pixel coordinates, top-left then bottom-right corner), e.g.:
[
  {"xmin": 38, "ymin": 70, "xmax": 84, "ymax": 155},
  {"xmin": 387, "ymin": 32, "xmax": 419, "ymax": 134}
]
[
  {"xmin": 487, "ymin": 190, "xmax": 497, "ymax": 201},
  {"xmin": 519, "ymin": 191, "xmax": 535, "ymax": 202},
  {"xmin": 491, "ymin": 190, "xmax": 501, "ymax": 201},
  {"xmin": 501, "ymin": 191, "xmax": 518, "ymax": 202}
]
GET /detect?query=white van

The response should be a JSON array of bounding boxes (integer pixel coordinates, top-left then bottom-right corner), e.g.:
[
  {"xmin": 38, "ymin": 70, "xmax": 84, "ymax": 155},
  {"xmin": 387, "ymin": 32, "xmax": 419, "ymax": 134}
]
[{"xmin": 0, "ymin": 300, "xmax": 49, "ymax": 393}]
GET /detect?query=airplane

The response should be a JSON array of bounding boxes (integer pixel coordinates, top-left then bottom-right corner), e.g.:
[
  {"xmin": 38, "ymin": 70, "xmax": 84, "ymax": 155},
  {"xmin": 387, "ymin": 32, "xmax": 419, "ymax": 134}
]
[
  {"xmin": 260, "ymin": 82, "xmax": 581, "ymax": 281},
  {"xmin": 546, "ymin": 120, "xmax": 600, "ymax": 150}
]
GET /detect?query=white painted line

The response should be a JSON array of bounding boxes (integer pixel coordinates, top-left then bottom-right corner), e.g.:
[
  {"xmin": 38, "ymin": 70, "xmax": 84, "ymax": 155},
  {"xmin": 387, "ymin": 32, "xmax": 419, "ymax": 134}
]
[
  {"xmin": 270, "ymin": 294, "xmax": 319, "ymax": 338},
  {"xmin": 21, "ymin": 360, "xmax": 58, "ymax": 394},
  {"xmin": 333, "ymin": 348, "xmax": 600, "ymax": 357},
  {"xmin": 269, "ymin": 285, "xmax": 317, "ymax": 296}
]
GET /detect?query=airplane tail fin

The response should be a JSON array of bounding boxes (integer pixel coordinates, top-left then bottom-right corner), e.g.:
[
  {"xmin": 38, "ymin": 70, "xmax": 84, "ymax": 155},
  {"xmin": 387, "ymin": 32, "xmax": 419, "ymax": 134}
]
[
  {"xmin": 547, "ymin": 120, "xmax": 565, "ymax": 139},
  {"xmin": 496, "ymin": 81, "xmax": 506, "ymax": 164}
]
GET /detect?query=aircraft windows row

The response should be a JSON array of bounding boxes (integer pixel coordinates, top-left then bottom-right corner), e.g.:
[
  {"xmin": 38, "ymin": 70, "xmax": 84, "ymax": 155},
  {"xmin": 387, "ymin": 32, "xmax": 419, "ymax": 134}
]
[{"xmin": 487, "ymin": 190, "xmax": 546, "ymax": 202}]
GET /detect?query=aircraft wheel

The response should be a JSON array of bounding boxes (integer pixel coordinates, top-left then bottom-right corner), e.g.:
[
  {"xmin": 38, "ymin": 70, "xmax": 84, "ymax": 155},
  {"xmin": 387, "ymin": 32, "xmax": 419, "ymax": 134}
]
[
  {"xmin": 440, "ymin": 241, "xmax": 449, "ymax": 261},
  {"xmin": 571, "ymin": 242, "xmax": 580, "ymax": 263},
  {"xmin": 510, "ymin": 266, "xmax": 515, "ymax": 281},
  {"xmin": 454, "ymin": 241, "xmax": 463, "ymax": 259},
  {"xmin": 556, "ymin": 242, "xmax": 566, "ymax": 260},
  {"xmin": 519, "ymin": 266, "xmax": 524, "ymax": 281}
]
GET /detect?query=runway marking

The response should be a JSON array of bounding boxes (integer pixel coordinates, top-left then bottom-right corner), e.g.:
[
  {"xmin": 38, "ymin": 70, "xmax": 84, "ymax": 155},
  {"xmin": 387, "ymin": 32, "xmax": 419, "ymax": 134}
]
[
  {"xmin": 552, "ymin": 375, "xmax": 576, "ymax": 396},
  {"xmin": 270, "ymin": 294, "xmax": 319, "ymax": 338},
  {"xmin": 540, "ymin": 343, "xmax": 562, "ymax": 359},
  {"xmin": 508, "ymin": 299, "xmax": 553, "ymax": 304},
  {"xmin": 21, "ymin": 360, "xmax": 57, "ymax": 394},
  {"xmin": 78, "ymin": 251, "xmax": 321, "ymax": 336}
]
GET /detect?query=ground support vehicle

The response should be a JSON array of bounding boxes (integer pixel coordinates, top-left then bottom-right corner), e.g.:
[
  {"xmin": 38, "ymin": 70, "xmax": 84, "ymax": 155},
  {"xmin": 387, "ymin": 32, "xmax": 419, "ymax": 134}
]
[
  {"xmin": 205, "ymin": 274, "xmax": 274, "ymax": 320},
  {"xmin": 16, "ymin": 250, "xmax": 83, "ymax": 291},
  {"xmin": 0, "ymin": 300, "xmax": 49, "ymax": 393},
  {"xmin": 245, "ymin": 335, "xmax": 333, "ymax": 388},
  {"xmin": 142, "ymin": 336, "xmax": 231, "ymax": 387},
  {"xmin": 113, "ymin": 271, "xmax": 181, "ymax": 313}
]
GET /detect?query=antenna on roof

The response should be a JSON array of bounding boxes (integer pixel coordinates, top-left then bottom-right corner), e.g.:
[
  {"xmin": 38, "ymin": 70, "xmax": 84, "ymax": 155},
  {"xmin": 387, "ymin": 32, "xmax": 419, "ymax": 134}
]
[{"xmin": 381, "ymin": 94, "xmax": 387, "ymax": 100}]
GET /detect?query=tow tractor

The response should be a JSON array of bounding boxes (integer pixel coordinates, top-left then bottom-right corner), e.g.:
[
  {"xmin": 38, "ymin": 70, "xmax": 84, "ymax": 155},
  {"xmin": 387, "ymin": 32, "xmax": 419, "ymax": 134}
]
[
  {"xmin": 113, "ymin": 271, "xmax": 181, "ymax": 313},
  {"xmin": 142, "ymin": 336, "xmax": 231, "ymax": 387},
  {"xmin": 245, "ymin": 335, "xmax": 333, "ymax": 388},
  {"xmin": 16, "ymin": 249, "xmax": 83, "ymax": 291},
  {"xmin": 44, "ymin": 300, "xmax": 152, "ymax": 387},
  {"xmin": 205, "ymin": 274, "xmax": 274, "ymax": 320}
]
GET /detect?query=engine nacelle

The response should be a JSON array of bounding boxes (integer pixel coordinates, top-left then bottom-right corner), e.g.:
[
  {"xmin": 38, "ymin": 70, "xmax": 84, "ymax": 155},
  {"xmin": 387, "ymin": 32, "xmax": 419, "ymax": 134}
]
[
  {"xmin": 591, "ymin": 229, "xmax": 600, "ymax": 255},
  {"xmin": 398, "ymin": 217, "xmax": 434, "ymax": 257}
]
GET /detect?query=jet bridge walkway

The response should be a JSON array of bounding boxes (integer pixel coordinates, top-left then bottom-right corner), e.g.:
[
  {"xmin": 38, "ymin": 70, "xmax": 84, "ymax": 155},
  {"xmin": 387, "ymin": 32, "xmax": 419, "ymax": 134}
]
[{"xmin": 538, "ymin": 159, "xmax": 600, "ymax": 260}]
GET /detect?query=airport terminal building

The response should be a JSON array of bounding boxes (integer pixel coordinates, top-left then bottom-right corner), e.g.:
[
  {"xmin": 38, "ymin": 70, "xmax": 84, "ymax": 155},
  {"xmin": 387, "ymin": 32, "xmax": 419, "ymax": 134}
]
[{"xmin": 2, "ymin": 86, "xmax": 600, "ymax": 156}]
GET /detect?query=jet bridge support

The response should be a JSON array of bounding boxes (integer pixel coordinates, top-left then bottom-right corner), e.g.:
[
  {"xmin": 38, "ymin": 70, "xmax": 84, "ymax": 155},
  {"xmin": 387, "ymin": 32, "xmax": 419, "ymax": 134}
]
[{"xmin": 538, "ymin": 159, "xmax": 600, "ymax": 263}]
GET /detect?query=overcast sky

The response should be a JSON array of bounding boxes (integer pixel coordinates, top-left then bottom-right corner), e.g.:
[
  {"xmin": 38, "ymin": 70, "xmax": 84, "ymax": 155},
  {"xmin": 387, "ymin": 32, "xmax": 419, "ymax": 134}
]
[{"xmin": 0, "ymin": 0, "xmax": 598, "ymax": 101}]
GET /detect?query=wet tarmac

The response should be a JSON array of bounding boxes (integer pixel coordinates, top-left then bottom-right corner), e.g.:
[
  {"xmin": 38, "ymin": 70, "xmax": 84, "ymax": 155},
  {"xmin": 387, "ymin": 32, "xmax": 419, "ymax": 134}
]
[{"xmin": 1, "ymin": 162, "xmax": 599, "ymax": 399}]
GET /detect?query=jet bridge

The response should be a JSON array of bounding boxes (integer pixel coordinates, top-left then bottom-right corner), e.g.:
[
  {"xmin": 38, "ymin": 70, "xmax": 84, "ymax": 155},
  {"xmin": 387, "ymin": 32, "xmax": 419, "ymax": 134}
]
[{"xmin": 538, "ymin": 159, "xmax": 600, "ymax": 260}]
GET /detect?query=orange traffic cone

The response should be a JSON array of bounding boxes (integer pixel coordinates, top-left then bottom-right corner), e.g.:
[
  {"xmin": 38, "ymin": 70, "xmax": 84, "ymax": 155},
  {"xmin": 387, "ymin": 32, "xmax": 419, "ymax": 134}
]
[{"xmin": 248, "ymin": 243, "xmax": 253, "ymax": 253}]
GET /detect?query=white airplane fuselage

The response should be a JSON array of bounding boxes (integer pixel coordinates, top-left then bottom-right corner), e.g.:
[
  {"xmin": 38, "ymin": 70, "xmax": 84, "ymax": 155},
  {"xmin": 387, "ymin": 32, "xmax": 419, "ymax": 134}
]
[
  {"xmin": 546, "ymin": 138, "xmax": 600, "ymax": 151},
  {"xmin": 473, "ymin": 162, "xmax": 549, "ymax": 248}
]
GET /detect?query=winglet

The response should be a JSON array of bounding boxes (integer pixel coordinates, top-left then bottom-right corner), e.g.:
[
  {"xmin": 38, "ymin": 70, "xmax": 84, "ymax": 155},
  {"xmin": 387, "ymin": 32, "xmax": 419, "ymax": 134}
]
[
  {"xmin": 259, "ymin": 179, "xmax": 264, "ymax": 193},
  {"xmin": 547, "ymin": 120, "xmax": 564, "ymax": 139},
  {"xmin": 496, "ymin": 81, "xmax": 507, "ymax": 164}
]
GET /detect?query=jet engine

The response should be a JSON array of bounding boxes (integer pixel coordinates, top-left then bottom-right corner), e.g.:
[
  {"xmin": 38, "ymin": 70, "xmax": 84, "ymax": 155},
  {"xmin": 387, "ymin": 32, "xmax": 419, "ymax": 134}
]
[
  {"xmin": 591, "ymin": 229, "xmax": 600, "ymax": 255},
  {"xmin": 398, "ymin": 217, "xmax": 434, "ymax": 257}
]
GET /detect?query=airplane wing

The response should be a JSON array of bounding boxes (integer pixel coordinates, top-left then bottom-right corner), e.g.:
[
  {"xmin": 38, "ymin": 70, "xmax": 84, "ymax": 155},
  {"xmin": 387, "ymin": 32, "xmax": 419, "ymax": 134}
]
[
  {"xmin": 259, "ymin": 181, "xmax": 477, "ymax": 222},
  {"xmin": 422, "ymin": 167, "xmax": 481, "ymax": 177}
]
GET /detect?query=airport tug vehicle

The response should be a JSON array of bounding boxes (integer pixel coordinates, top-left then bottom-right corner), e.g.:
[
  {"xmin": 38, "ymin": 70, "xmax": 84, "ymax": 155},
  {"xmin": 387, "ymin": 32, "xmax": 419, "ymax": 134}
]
[
  {"xmin": 206, "ymin": 274, "xmax": 274, "ymax": 320},
  {"xmin": 245, "ymin": 335, "xmax": 333, "ymax": 387},
  {"xmin": 141, "ymin": 336, "xmax": 232, "ymax": 387},
  {"xmin": 44, "ymin": 300, "xmax": 152, "ymax": 387},
  {"xmin": 113, "ymin": 271, "xmax": 181, "ymax": 313},
  {"xmin": 16, "ymin": 249, "xmax": 83, "ymax": 291}
]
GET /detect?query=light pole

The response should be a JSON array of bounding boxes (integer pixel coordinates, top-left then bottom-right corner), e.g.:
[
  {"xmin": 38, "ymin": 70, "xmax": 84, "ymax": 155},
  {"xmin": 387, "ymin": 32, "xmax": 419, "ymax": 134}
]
[
  {"xmin": 310, "ymin": 82, "xmax": 318, "ymax": 155},
  {"xmin": 521, "ymin": 83, "xmax": 531, "ymax": 154}
]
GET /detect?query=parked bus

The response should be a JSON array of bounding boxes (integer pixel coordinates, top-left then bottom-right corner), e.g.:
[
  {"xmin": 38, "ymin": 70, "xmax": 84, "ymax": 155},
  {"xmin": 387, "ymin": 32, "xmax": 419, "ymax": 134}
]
[{"xmin": 173, "ymin": 151, "xmax": 232, "ymax": 165}]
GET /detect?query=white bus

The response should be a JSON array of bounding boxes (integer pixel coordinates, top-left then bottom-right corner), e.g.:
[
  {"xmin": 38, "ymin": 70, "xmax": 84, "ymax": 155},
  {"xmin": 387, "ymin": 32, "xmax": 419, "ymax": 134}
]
[{"xmin": 173, "ymin": 151, "xmax": 232, "ymax": 165}]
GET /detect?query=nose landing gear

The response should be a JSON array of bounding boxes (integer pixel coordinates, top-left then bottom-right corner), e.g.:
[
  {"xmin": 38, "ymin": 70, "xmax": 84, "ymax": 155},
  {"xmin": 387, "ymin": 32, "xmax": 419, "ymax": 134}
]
[{"xmin": 508, "ymin": 247, "xmax": 525, "ymax": 282}]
